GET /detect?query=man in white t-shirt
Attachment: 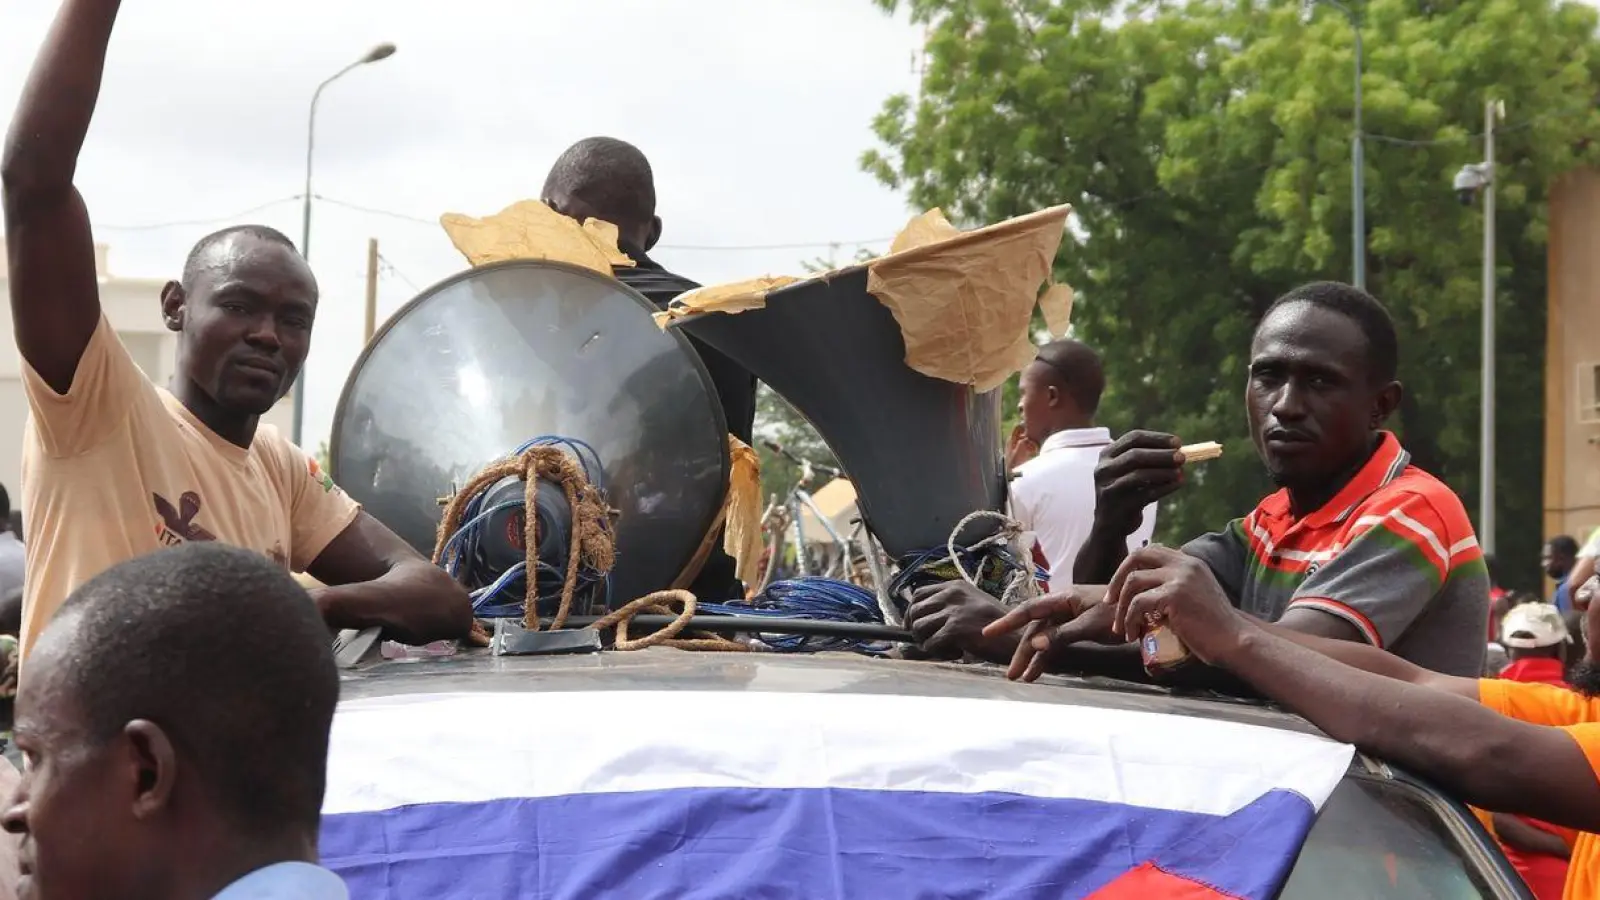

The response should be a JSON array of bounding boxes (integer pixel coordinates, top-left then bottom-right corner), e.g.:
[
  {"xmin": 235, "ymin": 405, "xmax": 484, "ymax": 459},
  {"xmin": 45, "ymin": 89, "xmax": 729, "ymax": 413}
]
[
  {"xmin": 1009, "ymin": 340, "xmax": 1157, "ymax": 588},
  {"xmin": 906, "ymin": 340, "xmax": 1157, "ymax": 663}
]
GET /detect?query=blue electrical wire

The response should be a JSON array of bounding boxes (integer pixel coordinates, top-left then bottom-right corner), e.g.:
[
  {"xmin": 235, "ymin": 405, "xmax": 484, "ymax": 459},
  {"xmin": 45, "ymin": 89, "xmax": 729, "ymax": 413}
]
[
  {"xmin": 700, "ymin": 577, "xmax": 892, "ymax": 654},
  {"xmin": 440, "ymin": 437, "xmax": 1035, "ymax": 651},
  {"xmin": 436, "ymin": 436, "xmax": 611, "ymax": 617}
]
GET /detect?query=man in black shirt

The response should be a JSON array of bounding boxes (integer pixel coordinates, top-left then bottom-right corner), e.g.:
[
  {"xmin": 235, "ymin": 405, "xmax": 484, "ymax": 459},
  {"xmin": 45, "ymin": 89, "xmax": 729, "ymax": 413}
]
[{"xmin": 543, "ymin": 137, "xmax": 754, "ymax": 599}]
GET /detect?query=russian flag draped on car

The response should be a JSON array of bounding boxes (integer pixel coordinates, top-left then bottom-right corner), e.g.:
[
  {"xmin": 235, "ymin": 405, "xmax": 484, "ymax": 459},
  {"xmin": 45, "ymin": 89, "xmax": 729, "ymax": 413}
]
[{"xmin": 321, "ymin": 690, "xmax": 1353, "ymax": 899}]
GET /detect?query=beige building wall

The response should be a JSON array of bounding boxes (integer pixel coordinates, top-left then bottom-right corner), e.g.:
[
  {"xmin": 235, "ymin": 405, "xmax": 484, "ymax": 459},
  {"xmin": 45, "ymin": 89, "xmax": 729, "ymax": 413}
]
[
  {"xmin": 0, "ymin": 244, "xmax": 295, "ymax": 504},
  {"xmin": 1545, "ymin": 169, "xmax": 1600, "ymax": 545}
]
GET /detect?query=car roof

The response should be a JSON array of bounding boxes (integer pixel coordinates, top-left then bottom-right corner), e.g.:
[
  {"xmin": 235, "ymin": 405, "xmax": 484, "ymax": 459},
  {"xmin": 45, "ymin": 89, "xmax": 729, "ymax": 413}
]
[
  {"xmin": 331, "ymin": 647, "xmax": 1529, "ymax": 896},
  {"xmin": 339, "ymin": 646, "xmax": 1328, "ymax": 739}
]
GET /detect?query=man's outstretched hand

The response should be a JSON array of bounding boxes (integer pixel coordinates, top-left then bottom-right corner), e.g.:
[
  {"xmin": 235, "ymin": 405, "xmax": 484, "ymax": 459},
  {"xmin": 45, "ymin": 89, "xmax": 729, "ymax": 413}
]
[
  {"xmin": 1104, "ymin": 545, "xmax": 1249, "ymax": 666},
  {"xmin": 982, "ymin": 586, "xmax": 1116, "ymax": 682},
  {"xmin": 986, "ymin": 548, "xmax": 1250, "ymax": 682}
]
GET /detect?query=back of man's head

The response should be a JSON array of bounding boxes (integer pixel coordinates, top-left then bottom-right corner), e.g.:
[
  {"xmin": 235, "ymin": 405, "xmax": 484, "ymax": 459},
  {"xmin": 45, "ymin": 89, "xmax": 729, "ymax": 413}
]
[
  {"xmin": 541, "ymin": 137, "xmax": 660, "ymax": 251},
  {"xmin": 6, "ymin": 543, "xmax": 338, "ymax": 898},
  {"xmin": 1034, "ymin": 339, "xmax": 1105, "ymax": 415}
]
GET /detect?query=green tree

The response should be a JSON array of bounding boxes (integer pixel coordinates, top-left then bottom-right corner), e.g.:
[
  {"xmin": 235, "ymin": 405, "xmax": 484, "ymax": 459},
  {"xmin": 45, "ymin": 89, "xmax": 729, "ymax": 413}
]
[
  {"xmin": 754, "ymin": 385, "xmax": 844, "ymax": 506},
  {"xmin": 865, "ymin": 0, "xmax": 1600, "ymax": 588}
]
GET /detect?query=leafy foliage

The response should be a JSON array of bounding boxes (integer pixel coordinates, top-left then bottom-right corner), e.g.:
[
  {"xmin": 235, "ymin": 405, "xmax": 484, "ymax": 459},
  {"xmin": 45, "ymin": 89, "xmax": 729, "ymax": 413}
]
[
  {"xmin": 865, "ymin": 0, "xmax": 1600, "ymax": 588},
  {"xmin": 754, "ymin": 385, "xmax": 844, "ymax": 506}
]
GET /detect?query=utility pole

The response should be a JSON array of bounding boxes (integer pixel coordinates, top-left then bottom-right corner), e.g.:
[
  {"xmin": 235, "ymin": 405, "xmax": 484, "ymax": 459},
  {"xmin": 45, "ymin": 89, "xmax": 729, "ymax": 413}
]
[
  {"xmin": 1350, "ymin": 25, "xmax": 1365, "ymax": 290},
  {"xmin": 364, "ymin": 238, "xmax": 379, "ymax": 343},
  {"xmin": 1454, "ymin": 101, "xmax": 1503, "ymax": 552},
  {"xmin": 291, "ymin": 42, "xmax": 398, "ymax": 445},
  {"xmin": 1302, "ymin": 0, "xmax": 1365, "ymax": 289},
  {"xmin": 1479, "ymin": 99, "xmax": 1501, "ymax": 555}
]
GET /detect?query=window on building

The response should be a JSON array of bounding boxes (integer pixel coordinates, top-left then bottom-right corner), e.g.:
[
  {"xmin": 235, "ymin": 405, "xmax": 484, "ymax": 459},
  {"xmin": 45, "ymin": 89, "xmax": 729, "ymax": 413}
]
[{"xmin": 1578, "ymin": 362, "xmax": 1600, "ymax": 425}]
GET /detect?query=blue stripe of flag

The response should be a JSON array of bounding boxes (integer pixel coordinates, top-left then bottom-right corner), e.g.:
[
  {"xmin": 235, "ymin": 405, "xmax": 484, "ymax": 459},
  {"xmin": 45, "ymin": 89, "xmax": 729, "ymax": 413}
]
[{"xmin": 323, "ymin": 786, "xmax": 1315, "ymax": 900}]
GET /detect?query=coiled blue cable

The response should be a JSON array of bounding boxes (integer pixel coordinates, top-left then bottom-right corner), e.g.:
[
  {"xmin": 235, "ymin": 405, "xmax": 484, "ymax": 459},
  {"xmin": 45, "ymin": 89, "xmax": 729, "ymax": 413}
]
[{"xmin": 700, "ymin": 577, "xmax": 892, "ymax": 654}]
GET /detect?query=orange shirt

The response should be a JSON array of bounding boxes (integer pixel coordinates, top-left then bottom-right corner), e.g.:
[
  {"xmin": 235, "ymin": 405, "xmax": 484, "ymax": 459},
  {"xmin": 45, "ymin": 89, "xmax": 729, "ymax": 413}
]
[
  {"xmin": 1479, "ymin": 680, "xmax": 1600, "ymax": 900},
  {"xmin": 18, "ymin": 315, "xmax": 360, "ymax": 660}
]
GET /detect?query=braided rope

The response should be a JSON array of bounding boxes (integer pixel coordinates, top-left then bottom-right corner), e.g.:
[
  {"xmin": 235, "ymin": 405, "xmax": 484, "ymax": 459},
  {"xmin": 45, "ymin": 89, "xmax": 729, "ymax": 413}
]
[
  {"xmin": 589, "ymin": 590, "xmax": 748, "ymax": 652},
  {"xmin": 435, "ymin": 448, "xmax": 744, "ymax": 652},
  {"xmin": 434, "ymin": 446, "xmax": 614, "ymax": 632},
  {"xmin": 945, "ymin": 509, "xmax": 1041, "ymax": 608}
]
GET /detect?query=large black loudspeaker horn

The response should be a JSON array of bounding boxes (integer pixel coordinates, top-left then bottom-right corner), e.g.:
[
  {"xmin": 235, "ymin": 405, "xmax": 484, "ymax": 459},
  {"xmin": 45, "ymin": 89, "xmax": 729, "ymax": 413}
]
[
  {"xmin": 329, "ymin": 260, "xmax": 731, "ymax": 606},
  {"xmin": 674, "ymin": 265, "xmax": 1005, "ymax": 562}
]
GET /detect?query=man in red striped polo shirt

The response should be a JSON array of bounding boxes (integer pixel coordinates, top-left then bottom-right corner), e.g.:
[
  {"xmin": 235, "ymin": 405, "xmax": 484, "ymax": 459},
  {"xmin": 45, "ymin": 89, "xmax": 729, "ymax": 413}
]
[{"xmin": 1070, "ymin": 281, "xmax": 1487, "ymax": 676}]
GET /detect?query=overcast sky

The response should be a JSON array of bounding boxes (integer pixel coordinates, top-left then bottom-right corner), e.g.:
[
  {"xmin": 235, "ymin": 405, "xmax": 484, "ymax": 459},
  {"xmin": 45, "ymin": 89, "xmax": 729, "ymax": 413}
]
[{"xmin": 0, "ymin": 0, "xmax": 925, "ymax": 450}]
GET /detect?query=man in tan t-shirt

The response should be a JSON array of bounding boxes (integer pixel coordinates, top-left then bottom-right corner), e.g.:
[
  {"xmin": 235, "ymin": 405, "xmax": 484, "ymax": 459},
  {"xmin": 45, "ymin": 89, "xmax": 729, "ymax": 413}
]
[{"xmin": 2, "ymin": 0, "xmax": 473, "ymax": 660}]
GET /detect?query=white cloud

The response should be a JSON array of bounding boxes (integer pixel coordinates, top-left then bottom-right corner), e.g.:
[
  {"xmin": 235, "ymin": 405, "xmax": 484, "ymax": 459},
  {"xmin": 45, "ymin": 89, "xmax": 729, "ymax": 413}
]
[{"xmin": 0, "ymin": 0, "xmax": 923, "ymax": 448}]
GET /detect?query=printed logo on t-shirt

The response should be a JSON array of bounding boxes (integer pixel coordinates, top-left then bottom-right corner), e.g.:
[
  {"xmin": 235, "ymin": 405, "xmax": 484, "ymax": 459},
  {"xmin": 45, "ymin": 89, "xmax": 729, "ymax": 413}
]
[
  {"xmin": 267, "ymin": 542, "xmax": 288, "ymax": 569},
  {"xmin": 307, "ymin": 456, "xmax": 337, "ymax": 494},
  {"xmin": 153, "ymin": 491, "xmax": 216, "ymax": 546}
]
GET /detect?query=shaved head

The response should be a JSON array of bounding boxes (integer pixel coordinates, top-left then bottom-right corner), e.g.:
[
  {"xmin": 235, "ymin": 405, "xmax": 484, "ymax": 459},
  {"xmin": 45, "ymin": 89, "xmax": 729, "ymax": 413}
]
[
  {"xmin": 45, "ymin": 543, "xmax": 337, "ymax": 832},
  {"xmin": 180, "ymin": 224, "xmax": 305, "ymax": 292},
  {"xmin": 5, "ymin": 544, "xmax": 337, "ymax": 899},
  {"xmin": 541, "ymin": 137, "xmax": 661, "ymax": 251}
]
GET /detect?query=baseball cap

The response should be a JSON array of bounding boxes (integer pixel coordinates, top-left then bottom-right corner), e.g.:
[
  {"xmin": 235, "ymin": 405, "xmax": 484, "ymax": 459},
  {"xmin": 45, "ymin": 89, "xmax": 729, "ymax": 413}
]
[{"xmin": 1500, "ymin": 602, "xmax": 1571, "ymax": 649}]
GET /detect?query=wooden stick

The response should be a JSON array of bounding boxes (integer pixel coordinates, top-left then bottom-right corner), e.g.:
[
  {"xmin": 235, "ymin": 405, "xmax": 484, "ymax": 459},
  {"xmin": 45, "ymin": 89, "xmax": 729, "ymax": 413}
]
[{"xmin": 1180, "ymin": 441, "xmax": 1223, "ymax": 463}]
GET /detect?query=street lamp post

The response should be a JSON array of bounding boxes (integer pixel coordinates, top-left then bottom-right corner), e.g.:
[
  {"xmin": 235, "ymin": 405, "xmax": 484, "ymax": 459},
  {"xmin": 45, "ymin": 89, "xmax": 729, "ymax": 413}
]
[
  {"xmin": 291, "ymin": 42, "xmax": 398, "ymax": 446},
  {"xmin": 1303, "ymin": 0, "xmax": 1366, "ymax": 290},
  {"xmin": 1453, "ymin": 99, "xmax": 1504, "ymax": 555}
]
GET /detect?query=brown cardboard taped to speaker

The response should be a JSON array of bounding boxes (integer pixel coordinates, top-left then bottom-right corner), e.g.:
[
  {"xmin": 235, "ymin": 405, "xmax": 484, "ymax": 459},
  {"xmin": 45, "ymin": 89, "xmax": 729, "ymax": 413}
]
[
  {"xmin": 866, "ymin": 204, "xmax": 1073, "ymax": 392},
  {"xmin": 655, "ymin": 204, "xmax": 1074, "ymax": 392},
  {"xmin": 722, "ymin": 436, "xmax": 765, "ymax": 587},
  {"xmin": 651, "ymin": 275, "xmax": 803, "ymax": 327},
  {"xmin": 440, "ymin": 199, "xmax": 635, "ymax": 275}
]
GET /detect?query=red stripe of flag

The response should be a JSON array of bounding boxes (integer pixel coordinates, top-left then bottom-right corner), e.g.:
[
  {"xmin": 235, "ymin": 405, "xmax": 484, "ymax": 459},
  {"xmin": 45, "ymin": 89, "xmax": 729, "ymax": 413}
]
[{"xmin": 1087, "ymin": 862, "xmax": 1245, "ymax": 900}]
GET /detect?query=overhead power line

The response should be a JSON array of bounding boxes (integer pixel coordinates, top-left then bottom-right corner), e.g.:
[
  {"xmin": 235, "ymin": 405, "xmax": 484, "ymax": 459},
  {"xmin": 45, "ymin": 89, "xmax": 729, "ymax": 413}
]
[
  {"xmin": 1362, "ymin": 101, "xmax": 1594, "ymax": 147},
  {"xmin": 376, "ymin": 252, "xmax": 421, "ymax": 293},
  {"xmin": 313, "ymin": 196, "xmax": 890, "ymax": 252},
  {"xmin": 93, "ymin": 195, "xmax": 303, "ymax": 231},
  {"xmin": 86, "ymin": 101, "xmax": 1591, "ymax": 240}
]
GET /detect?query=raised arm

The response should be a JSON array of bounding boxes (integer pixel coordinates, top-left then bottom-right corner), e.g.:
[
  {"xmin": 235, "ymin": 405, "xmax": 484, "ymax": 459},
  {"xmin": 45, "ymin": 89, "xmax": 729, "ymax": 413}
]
[
  {"xmin": 1072, "ymin": 431, "xmax": 1186, "ymax": 584},
  {"xmin": 1, "ymin": 0, "xmax": 119, "ymax": 395}
]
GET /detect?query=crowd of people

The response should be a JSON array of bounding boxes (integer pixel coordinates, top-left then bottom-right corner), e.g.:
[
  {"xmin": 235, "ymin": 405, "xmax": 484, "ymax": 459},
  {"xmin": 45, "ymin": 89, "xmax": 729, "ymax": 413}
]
[{"xmin": 2, "ymin": 1, "xmax": 1599, "ymax": 899}]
